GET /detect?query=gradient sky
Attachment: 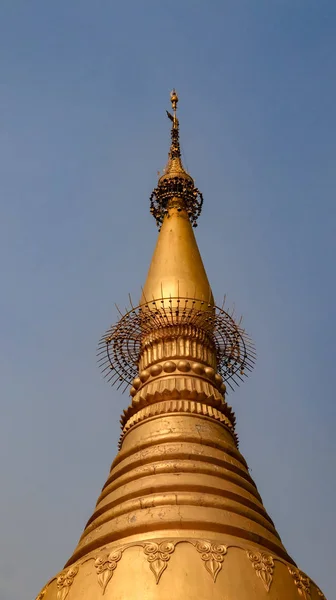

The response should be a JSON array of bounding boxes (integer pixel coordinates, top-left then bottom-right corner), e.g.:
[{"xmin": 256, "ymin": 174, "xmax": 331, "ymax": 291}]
[{"xmin": 0, "ymin": 2, "xmax": 335, "ymax": 599}]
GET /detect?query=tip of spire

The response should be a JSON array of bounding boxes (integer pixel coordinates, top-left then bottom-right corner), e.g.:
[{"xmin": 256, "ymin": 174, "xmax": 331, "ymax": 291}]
[
  {"xmin": 167, "ymin": 89, "xmax": 179, "ymax": 130},
  {"xmin": 149, "ymin": 90, "xmax": 204, "ymax": 229},
  {"xmin": 163, "ymin": 88, "xmax": 187, "ymax": 173},
  {"xmin": 170, "ymin": 88, "xmax": 178, "ymax": 114}
]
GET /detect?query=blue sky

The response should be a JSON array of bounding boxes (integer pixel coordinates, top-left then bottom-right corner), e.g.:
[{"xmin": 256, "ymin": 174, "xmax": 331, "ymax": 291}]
[{"xmin": 0, "ymin": 2, "xmax": 335, "ymax": 599}]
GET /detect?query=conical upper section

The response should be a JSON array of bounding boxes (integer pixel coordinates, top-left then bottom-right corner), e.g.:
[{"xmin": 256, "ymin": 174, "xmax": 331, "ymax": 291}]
[
  {"xmin": 143, "ymin": 89, "xmax": 212, "ymax": 307},
  {"xmin": 140, "ymin": 202, "xmax": 214, "ymax": 306},
  {"xmin": 35, "ymin": 93, "xmax": 326, "ymax": 600}
]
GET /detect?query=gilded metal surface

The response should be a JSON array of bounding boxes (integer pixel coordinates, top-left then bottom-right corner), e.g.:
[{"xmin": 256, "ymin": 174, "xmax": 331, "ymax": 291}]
[
  {"xmin": 142, "ymin": 200, "xmax": 214, "ymax": 307},
  {"xmin": 127, "ymin": 372, "xmax": 228, "ymax": 409},
  {"xmin": 56, "ymin": 566, "xmax": 78, "ymax": 600},
  {"xmin": 143, "ymin": 541, "xmax": 176, "ymax": 583},
  {"xmin": 120, "ymin": 400, "xmax": 235, "ymax": 437},
  {"xmin": 36, "ymin": 92, "xmax": 326, "ymax": 599},
  {"xmin": 288, "ymin": 566, "xmax": 312, "ymax": 599},
  {"xmin": 98, "ymin": 298, "xmax": 255, "ymax": 391},
  {"xmin": 138, "ymin": 324, "xmax": 217, "ymax": 372},
  {"xmin": 37, "ymin": 540, "xmax": 326, "ymax": 599},
  {"xmin": 247, "ymin": 551, "xmax": 274, "ymax": 592},
  {"xmin": 150, "ymin": 90, "xmax": 203, "ymax": 228},
  {"xmin": 65, "ymin": 414, "xmax": 290, "ymax": 565},
  {"xmin": 94, "ymin": 550, "xmax": 122, "ymax": 594},
  {"xmin": 195, "ymin": 540, "xmax": 227, "ymax": 582}
]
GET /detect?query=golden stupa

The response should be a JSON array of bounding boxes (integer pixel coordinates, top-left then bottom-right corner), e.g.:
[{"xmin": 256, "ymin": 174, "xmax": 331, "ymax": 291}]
[{"xmin": 36, "ymin": 91, "xmax": 326, "ymax": 600}]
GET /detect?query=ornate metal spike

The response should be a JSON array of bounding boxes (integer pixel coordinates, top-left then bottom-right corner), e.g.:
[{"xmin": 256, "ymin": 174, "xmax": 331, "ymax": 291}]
[
  {"xmin": 150, "ymin": 91, "xmax": 203, "ymax": 229},
  {"xmin": 98, "ymin": 296, "xmax": 255, "ymax": 392}
]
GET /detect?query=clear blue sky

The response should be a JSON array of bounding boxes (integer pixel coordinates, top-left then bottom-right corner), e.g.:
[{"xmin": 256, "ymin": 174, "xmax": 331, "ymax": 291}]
[{"xmin": 0, "ymin": 2, "xmax": 335, "ymax": 599}]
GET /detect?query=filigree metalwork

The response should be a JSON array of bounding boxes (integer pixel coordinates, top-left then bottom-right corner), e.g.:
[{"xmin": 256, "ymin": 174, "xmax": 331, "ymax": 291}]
[
  {"xmin": 150, "ymin": 89, "xmax": 203, "ymax": 228},
  {"xmin": 94, "ymin": 550, "xmax": 122, "ymax": 594},
  {"xmin": 150, "ymin": 181, "xmax": 203, "ymax": 229},
  {"xmin": 247, "ymin": 551, "xmax": 274, "ymax": 592},
  {"xmin": 195, "ymin": 540, "xmax": 227, "ymax": 582},
  {"xmin": 56, "ymin": 566, "xmax": 78, "ymax": 600},
  {"xmin": 288, "ymin": 567, "xmax": 311, "ymax": 599},
  {"xmin": 98, "ymin": 297, "xmax": 255, "ymax": 392},
  {"xmin": 143, "ymin": 541, "xmax": 175, "ymax": 583}
]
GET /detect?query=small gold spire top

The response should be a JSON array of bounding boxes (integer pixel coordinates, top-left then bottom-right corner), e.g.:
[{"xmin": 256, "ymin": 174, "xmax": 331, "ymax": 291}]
[
  {"xmin": 170, "ymin": 88, "xmax": 178, "ymax": 113},
  {"xmin": 164, "ymin": 88, "xmax": 188, "ymax": 177},
  {"xmin": 150, "ymin": 90, "xmax": 203, "ymax": 228}
]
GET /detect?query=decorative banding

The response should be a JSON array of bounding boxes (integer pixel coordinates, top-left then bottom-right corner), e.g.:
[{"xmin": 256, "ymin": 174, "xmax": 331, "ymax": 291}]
[
  {"xmin": 87, "ymin": 486, "xmax": 277, "ymax": 535},
  {"xmin": 140, "ymin": 341, "xmax": 217, "ymax": 373},
  {"xmin": 128, "ymin": 378, "xmax": 226, "ymax": 410},
  {"xmin": 61, "ymin": 537, "xmax": 311, "ymax": 598},
  {"xmin": 139, "ymin": 369, "xmax": 150, "ymax": 383},
  {"xmin": 98, "ymin": 297, "xmax": 256, "ymax": 393},
  {"xmin": 204, "ymin": 366, "xmax": 215, "ymax": 379},
  {"xmin": 192, "ymin": 362, "xmax": 205, "ymax": 375},
  {"xmin": 112, "ymin": 433, "xmax": 247, "ymax": 473},
  {"xmin": 149, "ymin": 364, "xmax": 163, "ymax": 377},
  {"xmin": 139, "ymin": 323, "xmax": 217, "ymax": 373},
  {"xmin": 177, "ymin": 360, "xmax": 191, "ymax": 372},
  {"xmin": 120, "ymin": 383, "xmax": 236, "ymax": 430},
  {"xmin": 163, "ymin": 361, "xmax": 176, "ymax": 373},
  {"xmin": 102, "ymin": 445, "xmax": 258, "ymax": 502},
  {"xmin": 82, "ymin": 490, "xmax": 282, "ymax": 543},
  {"xmin": 119, "ymin": 400, "xmax": 237, "ymax": 447},
  {"xmin": 98, "ymin": 459, "xmax": 264, "ymax": 507},
  {"xmin": 132, "ymin": 377, "xmax": 141, "ymax": 389},
  {"xmin": 130, "ymin": 360, "xmax": 227, "ymax": 398},
  {"xmin": 69, "ymin": 517, "xmax": 294, "ymax": 567}
]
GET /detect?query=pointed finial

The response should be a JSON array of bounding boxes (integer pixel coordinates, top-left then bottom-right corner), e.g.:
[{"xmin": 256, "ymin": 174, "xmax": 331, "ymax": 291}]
[
  {"xmin": 149, "ymin": 91, "xmax": 204, "ymax": 229},
  {"xmin": 170, "ymin": 88, "xmax": 178, "ymax": 115},
  {"xmin": 166, "ymin": 89, "xmax": 180, "ymax": 159}
]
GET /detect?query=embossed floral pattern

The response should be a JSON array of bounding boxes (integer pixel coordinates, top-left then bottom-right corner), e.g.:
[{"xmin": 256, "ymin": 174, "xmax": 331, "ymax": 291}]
[
  {"xmin": 247, "ymin": 551, "xmax": 274, "ymax": 592},
  {"xmin": 143, "ymin": 541, "xmax": 175, "ymax": 583},
  {"xmin": 38, "ymin": 539, "xmax": 325, "ymax": 597},
  {"xmin": 94, "ymin": 550, "xmax": 122, "ymax": 594},
  {"xmin": 288, "ymin": 567, "xmax": 311, "ymax": 599},
  {"xmin": 56, "ymin": 566, "xmax": 79, "ymax": 600},
  {"xmin": 195, "ymin": 540, "xmax": 227, "ymax": 582}
]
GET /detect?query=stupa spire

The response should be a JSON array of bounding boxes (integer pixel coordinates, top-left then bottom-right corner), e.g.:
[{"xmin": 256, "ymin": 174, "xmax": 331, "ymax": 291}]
[
  {"xmin": 35, "ymin": 92, "xmax": 327, "ymax": 600},
  {"xmin": 143, "ymin": 90, "xmax": 213, "ymax": 309}
]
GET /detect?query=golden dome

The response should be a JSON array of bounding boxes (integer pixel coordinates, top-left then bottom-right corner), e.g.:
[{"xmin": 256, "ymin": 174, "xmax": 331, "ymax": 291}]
[{"xmin": 36, "ymin": 93, "xmax": 327, "ymax": 600}]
